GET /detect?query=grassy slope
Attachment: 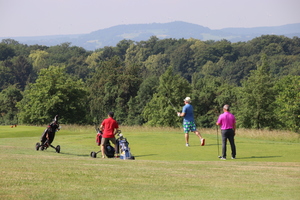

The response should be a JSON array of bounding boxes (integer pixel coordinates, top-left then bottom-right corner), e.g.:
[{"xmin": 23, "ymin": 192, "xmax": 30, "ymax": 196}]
[{"xmin": 0, "ymin": 125, "xmax": 299, "ymax": 200}]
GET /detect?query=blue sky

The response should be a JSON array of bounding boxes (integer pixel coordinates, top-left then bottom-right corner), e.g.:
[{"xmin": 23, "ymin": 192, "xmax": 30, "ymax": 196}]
[{"xmin": 0, "ymin": 0, "xmax": 299, "ymax": 37}]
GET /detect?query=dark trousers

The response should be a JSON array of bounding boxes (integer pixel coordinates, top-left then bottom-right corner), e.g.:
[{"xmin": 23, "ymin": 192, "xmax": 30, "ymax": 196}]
[{"xmin": 221, "ymin": 129, "xmax": 236, "ymax": 158}]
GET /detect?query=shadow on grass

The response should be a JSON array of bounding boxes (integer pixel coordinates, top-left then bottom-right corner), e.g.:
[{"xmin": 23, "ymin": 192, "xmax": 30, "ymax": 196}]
[
  {"xmin": 201, "ymin": 144, "xmax": 217, "ymax": 146},
  {"xmin": 59, "ymin": 152, "xmax": 90, "ymax": 157},
  {"xmin": 133, "ymin": 154, "xmax": 157, "ymax": 158},
  {"xmin": 239, "ymin": 156, "xmax": 282, "ymax": 159},
  {"xmin": 187, "ymin": 144, "xmax": 218, "ymax": 147},
  {"xmin": 59, "ymin": 151, "xmax": 155, "ymax": 158}
]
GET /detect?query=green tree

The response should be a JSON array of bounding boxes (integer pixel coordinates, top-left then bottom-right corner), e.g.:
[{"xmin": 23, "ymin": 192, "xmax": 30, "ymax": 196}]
[
  {"xmin": 0, "ymin": 84, "xmax": 22, "ymax": 124},
  {"xmin": 222, "ymin": 56, "xmax": 256, "ymax": 85},
  {"xmin": 200, "ymin": 61, "xmax": 219, "ymax": 77},
  {"xmin": 274, "ymin": 75, "xmax": 300, "ymax": 132},
  {"xmin": 46, "ymin": 42, "xmax": 88, "ymax": 66},
  {"xmin": 269, "ymin": 55, "xmax": 300, "ymax": 76},
  {"xmin": 143, "ymin": 67, "xmax": 191, "ymax": 127},
  {"xmin": 0, "ymin": 43, "xmax": 15, "ymax": 61},
  {"xmin": 249, "ymin": 35, "xmax": 293, "ymax": 55},
  {"xmin": 10, "ymin": 55, "xmax": 33, "ymax": 90},
  {"xmin": 115, "ymin": 39, "xmax": 134, "ymax": 61},
  {"xmin": 0, "ymin": 60, "xmax": 14, "ymax": 90},
  {"xmin": 1, "ymin": 39, "xmax": 33, "ymax": 57},
  {"xmin": 153, "ymin": 38, "xmax": 184, "ymax": 55},
  {"xmin": 212, "ymin": 39, "xmax": 237, "ymax": 61},
  {"xmin": 126, "ymin": 76, "xmax": 159, "ymax": 125},
  {"xmin": 262, "ymin": 43, "xmax": 284, "ymax": 56},
  {"xmin": 143, "ymin": 53, "xmax": 170, "ymax": 77},
  {"xmin": 88, "ymin": 57, "xmax": 124, "ymax": 122},
  {"xmin": 29, "ymin": 49, "xmax": 49, "ymax": 72},
  {"xmin": 289, "ymin": 36, "xmax": 300, "ymax": 55},
  {"xmin": 88, "ymin": 56, "xmax": 142, "ymax": 124},
  {"xmin": 66, "ymin": 55, "xmax": 90, "ymax": 80},
  {"xmin": 191, "ymin": 71, "xmax": 238, "ymax": 128},
  {"xmin": 17, "ymin": 66, "xmax": 88, "ymax": 124},
  {"xmin": 125, "ymin": 43, "xmax": 151, "ymax": 66},
  {"xmin": 236, "ymin": 55, "xmax": 276, "ymax": 129},
  {"xmin": 114, "ymin": 63, "xmax": 143, "ymax": 123},
  {"xmin": 85, "ymin": 51, "xmax": 102, "ymax": 70},
  {"xmin": 170, "ymin": 42, "xmax": 195, "ymax": 82},
  {"xmin": 97, "ymin": 46, "xmax": 117, "ymax": 60},
  {"xmin": 88, "ymin": 58, "xmax": 118, "ymax": 123}
]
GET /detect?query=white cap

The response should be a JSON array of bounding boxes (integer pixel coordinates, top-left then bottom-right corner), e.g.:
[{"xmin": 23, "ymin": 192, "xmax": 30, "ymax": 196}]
[{"xmin": 183, "ymin": 97, "xmax": 191, "ymax": 103}]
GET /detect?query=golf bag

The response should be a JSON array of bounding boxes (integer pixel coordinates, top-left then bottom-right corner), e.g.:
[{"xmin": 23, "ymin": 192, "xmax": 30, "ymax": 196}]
[
  {"xmin": 35, "ymin": 115, "xmax": 61, "ymax": 153},
  {"xmin": 116, "ymin": 131, "xmax": 135, "ymax": 160},
  {"xmin": 90, "ymin": 128, "xmax": 115, "ymax": 158}
]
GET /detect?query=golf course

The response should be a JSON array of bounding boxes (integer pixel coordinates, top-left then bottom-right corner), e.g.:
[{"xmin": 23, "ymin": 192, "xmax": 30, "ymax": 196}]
[{"xmin": 0, "ymin": 125, "xmax": 299, "ymax": 200}]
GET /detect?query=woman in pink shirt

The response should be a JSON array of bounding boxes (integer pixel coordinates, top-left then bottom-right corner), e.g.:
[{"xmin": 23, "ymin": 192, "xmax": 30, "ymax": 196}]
[{"xmin": 216, "ymin": 105, "xmax": 236, "ymax": 160}]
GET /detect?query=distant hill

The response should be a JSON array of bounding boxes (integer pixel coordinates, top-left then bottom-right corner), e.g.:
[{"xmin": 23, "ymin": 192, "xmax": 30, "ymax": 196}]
[{"xmin": 1, "ymin": 21, "xmax": 300, "ymax": 51}]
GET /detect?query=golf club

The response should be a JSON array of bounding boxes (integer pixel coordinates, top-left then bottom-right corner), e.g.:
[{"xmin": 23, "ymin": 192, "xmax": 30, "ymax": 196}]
[
  {"xmin": 165, "ymin": 94, "xmax": 178, "ymax": 112},
  {"xmin": 161, "ymin": 83, "xmax": 179, "ymax": 113},
  {"xmin": 217, "ymin": 126, "xmax": 221, "ymax": 158},
  {"xmin": 157, "ymin": 93, "xmax": 178, "ymax": 112}
]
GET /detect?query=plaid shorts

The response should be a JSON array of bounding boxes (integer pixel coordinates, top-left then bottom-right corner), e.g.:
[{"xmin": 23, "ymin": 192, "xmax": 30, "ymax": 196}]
[{"xmin": 183, "ymin": 121, "xmax": 197, "ymax": 133}]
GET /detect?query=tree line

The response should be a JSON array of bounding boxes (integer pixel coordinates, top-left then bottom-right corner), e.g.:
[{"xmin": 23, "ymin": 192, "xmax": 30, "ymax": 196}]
[{"xmin": 0, "ymin": 35, "xmax": 299, "ymax": 133}]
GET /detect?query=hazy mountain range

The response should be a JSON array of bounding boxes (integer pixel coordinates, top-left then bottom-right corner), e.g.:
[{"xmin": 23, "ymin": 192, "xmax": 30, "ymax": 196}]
[{"xmin": 2, "ymin": 21, "xmax": 300, "ymax": 51}]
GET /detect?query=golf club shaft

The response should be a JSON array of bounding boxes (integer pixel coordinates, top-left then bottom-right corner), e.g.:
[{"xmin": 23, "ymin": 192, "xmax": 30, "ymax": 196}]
[
  {"xmin": 168, "ymin": 99, "xmax": 178, "ymax": 112},
  {"xmin": 163, "ymin": 95, "xmax": 178, "ymax": 112},
  {"xmin": 161, "ymin": 85, "xmax": 178, "ymax": 112},
  {"xmin": 217, "ymin": 126, "xmax": 220, "ymax": 157}
]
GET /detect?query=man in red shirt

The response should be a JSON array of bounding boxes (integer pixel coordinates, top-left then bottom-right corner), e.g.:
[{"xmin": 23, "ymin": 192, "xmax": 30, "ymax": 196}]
[{"xmin": 100, "ymin": 112, "xmax": 119, "ymax": 158}]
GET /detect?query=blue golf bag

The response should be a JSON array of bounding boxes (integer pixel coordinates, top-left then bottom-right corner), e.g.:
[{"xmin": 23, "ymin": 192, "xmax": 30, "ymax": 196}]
[{"xmin": 116, "ymin": 131, "xmax": 135, "ymax": 160}]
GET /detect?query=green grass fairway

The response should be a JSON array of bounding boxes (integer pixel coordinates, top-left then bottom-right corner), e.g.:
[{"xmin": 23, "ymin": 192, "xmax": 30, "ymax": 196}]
[{"xmin": 0, "ymin": 125, "xmax": 299, "ymax": 200}]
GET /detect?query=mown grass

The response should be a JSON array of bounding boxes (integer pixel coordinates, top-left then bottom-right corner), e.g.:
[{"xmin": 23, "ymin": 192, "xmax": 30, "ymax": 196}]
[{"xmin": 0, "ymin": 125, "xmax": 299, "ymax": 200}]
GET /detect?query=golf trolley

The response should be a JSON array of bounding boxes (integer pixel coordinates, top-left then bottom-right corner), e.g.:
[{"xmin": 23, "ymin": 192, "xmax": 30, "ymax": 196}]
[
  {"xmin": 117, "ymin": 131, "xmax": 135, "ymax": 160},
  {"xmin": 90, "ymin": 128, "xmax": 115, "ymax": 158},
  {"xmin": 35, "ymin": 115, "xmax": 61, "ymax": 153},
  {"xmin": 90, "ymin": 129, "xmax": 134, "ymax": 160}
]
